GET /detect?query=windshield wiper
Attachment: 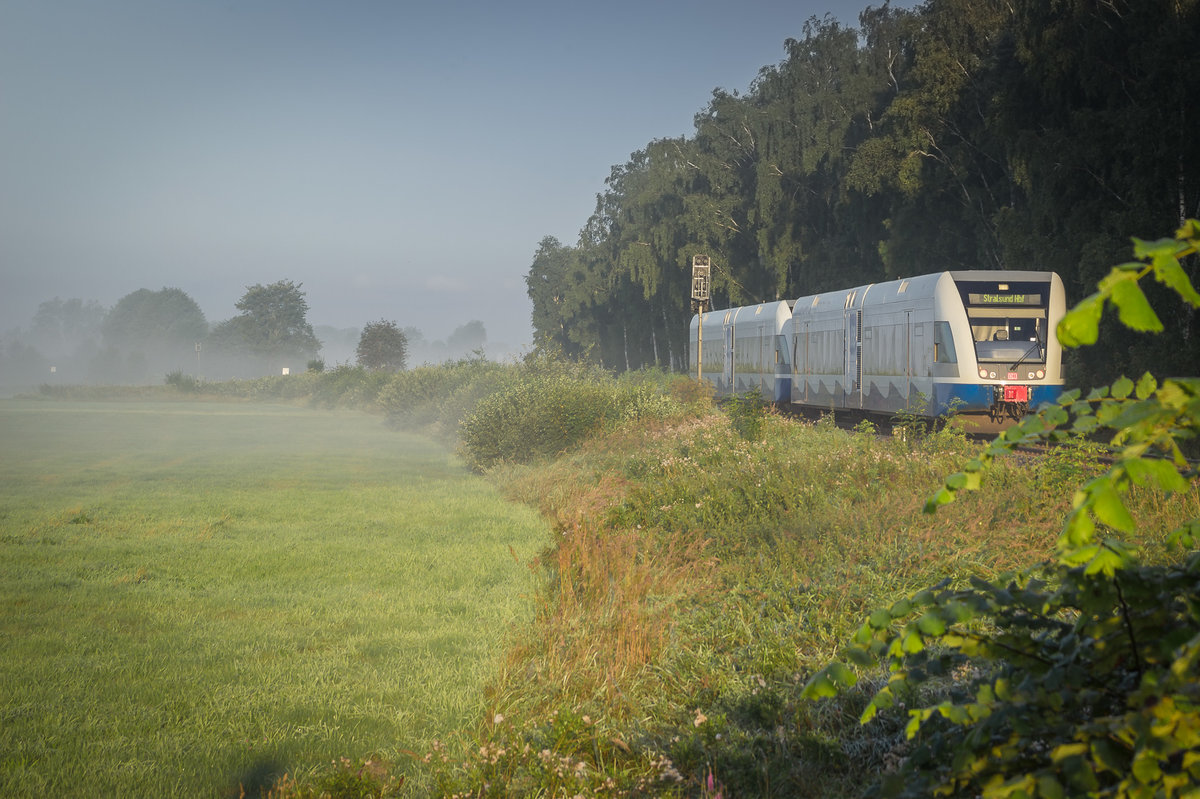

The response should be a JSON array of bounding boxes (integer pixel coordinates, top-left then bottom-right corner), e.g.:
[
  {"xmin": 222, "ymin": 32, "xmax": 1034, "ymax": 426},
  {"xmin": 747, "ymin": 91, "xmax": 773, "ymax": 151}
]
[{"xmin": 1010, "ymin": 327, "xmax": 1044, "ymax": 372}]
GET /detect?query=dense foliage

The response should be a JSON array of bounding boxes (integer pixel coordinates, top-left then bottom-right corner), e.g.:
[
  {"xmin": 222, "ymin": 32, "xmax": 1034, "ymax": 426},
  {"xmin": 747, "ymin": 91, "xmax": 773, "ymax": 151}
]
[
  {"xmin": 804, "ymin": 221, "xmax": 1200, "ymax": 797},
  {"xmin": 99, "ymin": 287, "xmax": 208, "ymax": 382},
  {"xmin": 208, "ymin": 279, "xmax": 321, "ymax": 373},
  {"xmin": 356, "ymin": 319, "xmax": 409, "ymax": 372},
  {"xmin": 527, "ymin": 0, "xmax": 1200, "ymax": 387}
]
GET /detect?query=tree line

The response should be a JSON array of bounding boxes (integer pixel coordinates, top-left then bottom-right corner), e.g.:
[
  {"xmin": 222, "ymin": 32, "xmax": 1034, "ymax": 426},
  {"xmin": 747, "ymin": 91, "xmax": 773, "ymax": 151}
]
[
  {"xmin": 525, "ymin": 0, "xmax": 1200, "ymax": 387},
  {"xmin": 0, "ymin": 281, "xmax": 487, "ymax": 387}
]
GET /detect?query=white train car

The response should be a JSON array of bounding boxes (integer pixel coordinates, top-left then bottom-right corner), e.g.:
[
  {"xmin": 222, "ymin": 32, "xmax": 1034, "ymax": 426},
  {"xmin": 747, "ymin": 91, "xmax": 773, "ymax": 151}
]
[
  {"xmin": 790, "ymin": 270, "xmax": 1065, "ymax": 420},
  {"xmin": 689, "ymin": 300, "xmax": 793, "ymax": 403}
]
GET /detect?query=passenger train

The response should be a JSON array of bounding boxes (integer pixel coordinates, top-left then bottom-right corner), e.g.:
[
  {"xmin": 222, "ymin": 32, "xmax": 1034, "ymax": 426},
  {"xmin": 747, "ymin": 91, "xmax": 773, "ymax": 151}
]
[{"xmin": 689, "ymin": 270, "xmax": 1066, "ymax": 422}]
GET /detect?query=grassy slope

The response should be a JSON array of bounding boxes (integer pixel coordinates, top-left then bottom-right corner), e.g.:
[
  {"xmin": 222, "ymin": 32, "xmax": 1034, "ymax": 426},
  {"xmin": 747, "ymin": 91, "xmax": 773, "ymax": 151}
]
[
  {"xmin": 0, "ymin": 400, "xmax": 548, "ymax": 797},
  {"xmin": 459, "ymin": 408, "xmax": 1197, "ymax": 797}
]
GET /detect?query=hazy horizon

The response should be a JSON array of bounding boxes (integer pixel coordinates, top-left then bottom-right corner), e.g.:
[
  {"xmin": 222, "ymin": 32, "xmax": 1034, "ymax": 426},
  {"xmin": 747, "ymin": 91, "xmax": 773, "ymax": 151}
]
[{"xmin": 1, "ymin": 0, "xmax": 915, "ymax": 362}]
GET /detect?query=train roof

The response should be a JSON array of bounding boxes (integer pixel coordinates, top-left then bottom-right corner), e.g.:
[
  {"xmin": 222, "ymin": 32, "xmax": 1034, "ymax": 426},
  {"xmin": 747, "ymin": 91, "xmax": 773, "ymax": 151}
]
[{"xmin": 794, "ymin": 270, "xmax": 1062, "ymax": 313}]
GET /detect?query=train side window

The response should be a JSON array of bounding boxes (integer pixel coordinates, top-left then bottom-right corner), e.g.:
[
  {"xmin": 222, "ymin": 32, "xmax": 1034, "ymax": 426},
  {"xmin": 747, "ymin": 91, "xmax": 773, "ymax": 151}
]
[{"xmin": 933, "ymin": 321, "xmax": 957, "ymax": 364}]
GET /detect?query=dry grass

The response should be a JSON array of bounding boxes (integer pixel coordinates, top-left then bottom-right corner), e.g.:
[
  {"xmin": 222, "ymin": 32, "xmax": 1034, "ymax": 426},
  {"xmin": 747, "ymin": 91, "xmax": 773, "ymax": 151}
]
[{"xmin": 507, "ymin": 525, "xmax": 719, "ymax": 714}]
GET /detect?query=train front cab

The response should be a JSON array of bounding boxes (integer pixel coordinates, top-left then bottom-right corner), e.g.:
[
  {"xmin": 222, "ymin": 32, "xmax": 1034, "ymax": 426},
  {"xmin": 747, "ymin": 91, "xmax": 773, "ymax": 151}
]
[
  {"xmin": 689, "ymin": 301, "xmax": 793, "ymax": 403},
  {"xmin": 932, "ymin": 271, "xmax": 1066, "ymax": 419}
]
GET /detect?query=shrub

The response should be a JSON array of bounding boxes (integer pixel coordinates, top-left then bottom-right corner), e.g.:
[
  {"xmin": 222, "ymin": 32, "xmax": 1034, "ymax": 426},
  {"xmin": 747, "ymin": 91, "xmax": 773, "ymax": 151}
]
[
  {"xmin": 457, "ymin": 361, "xmax": 693, "ymax": 471},
  {"xmin": 725, "ymin": 392, "xmax": 767, "ymax": 440},
  {"xmin": 377, "ymin": 356, "xmax": 512, "ymax": 434},
  {"xmin": 164, "ymin": 370, "xmax": 199, "ymax": 392},
  {"xmin": 458, "ymin": 372, "xmax": 617, "ymax": 470}
]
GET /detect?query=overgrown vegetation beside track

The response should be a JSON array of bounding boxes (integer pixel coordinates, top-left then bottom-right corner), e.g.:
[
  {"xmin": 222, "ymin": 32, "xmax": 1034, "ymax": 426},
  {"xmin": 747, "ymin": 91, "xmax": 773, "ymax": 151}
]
[{"xmin": 24, "ymin": 225, "xmax": 1200, "ymax": 796}]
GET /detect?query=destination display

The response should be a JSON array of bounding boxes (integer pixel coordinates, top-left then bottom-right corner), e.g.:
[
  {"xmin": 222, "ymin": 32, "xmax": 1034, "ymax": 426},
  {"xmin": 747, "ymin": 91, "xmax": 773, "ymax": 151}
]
[{"xmin": 968, "ymin": 292, "xmax": 1042, "ymax": 306}]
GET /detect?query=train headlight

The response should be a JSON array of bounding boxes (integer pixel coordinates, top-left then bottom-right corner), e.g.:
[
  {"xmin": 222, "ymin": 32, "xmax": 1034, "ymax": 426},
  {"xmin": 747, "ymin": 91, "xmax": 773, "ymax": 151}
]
[
  {"xmin": 1036, "ymin": 369, "xmax": 1044, "ymax": 379},
  {"xmin": 989, "ymin": 371, "xmax": 997, "ymax": 379},
  {"xmin": 1027, "ymin": 371, "xmax": 1035, "ymax": 380},
  {"xmin": 978, "ymin": 367, "xmax": 988, "ymax": 379}
]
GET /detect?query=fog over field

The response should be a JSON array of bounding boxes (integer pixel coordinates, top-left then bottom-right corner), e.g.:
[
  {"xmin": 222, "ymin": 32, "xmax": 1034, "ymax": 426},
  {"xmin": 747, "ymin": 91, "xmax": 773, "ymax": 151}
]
[
  {"xmin": 0, "ymin": 0, "xmax": 913, "ymax": 393},
  {"xmin": 0, "ymin": 289, "xmax": 496, "ymax": 393}
]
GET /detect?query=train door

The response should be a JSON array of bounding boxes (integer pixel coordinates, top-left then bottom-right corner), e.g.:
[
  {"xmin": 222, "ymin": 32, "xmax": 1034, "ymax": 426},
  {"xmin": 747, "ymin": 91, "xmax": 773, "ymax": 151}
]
[
  {"xmin": 844, "ymin": 309, "xmax": 861, "ymax": 408},
  {"xmin": 723, "ymin": 323, "xmax": 735, "ymax": 390},
  {"xmin": 795, "ymin": 321, "xmax": 807, "ymax": 404},
  {"xmin": 904, "ymin": 309, "xmax": 914, "ymax": 409},
  {"xmin": 760, "ymin": 328, "xmax": 769, "ymax": 396}
]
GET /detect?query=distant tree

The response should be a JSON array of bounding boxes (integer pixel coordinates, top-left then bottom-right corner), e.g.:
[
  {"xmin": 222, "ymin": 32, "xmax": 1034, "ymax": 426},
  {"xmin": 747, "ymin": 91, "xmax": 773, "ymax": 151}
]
[
  {"xmin": 527, "ymin": 236, "xmax": 590, "ymax": 358},
  {"xmin": 356, "ymin": 320, "xmax": 408, "ymax": 371},
  {"xmin": 102, "ymin": 288, "xmax": 207, "ymax": 353},
  {"xmin": 446, "ymin": 320, "xmax": 486, "ymax": 353},
  {"xmin": 0, "ymin": 340, "xmax": 48, "ymax": 387},
  {"xmin": 29, "ymin": 297, "xmax": 107, "ymax": 360},
  {"xmin": 210, "ymin": 280, "xmax": 320, "ymax": 363},
  {"xmin": 401, "ymin": 326, "xmax": 425, "ymax": 346}
]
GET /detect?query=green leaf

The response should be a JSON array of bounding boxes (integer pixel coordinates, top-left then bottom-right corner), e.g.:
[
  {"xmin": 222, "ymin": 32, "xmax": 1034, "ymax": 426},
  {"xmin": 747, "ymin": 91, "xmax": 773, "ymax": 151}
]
[
  {"xmin": 845, "ymin": 646, "xmax": 876, "ymax": 667},
  {"xmin": 937, "ymin": 701, "xmax": 969, "ymax": 725},
  {"xmin": 1152, "ymin": 254, "xmax": 1200, "ymax": 305},
  {"xmin": 1111, "ymin": 376, "xmax": 1135, "ymax": 400},
  {"xmin": 801, "ymin": 663, "xmax": 855, "ymax": 699},
  {"xmin": 827, "ymin": 661, "xmax": 857, "ymax": 688},
  {"xmin": 1168, "ymin": 519, "xmax": 1200, "ymax": 549},
  {"xmin": 1060, "ymin": 543, "xmax": 1101, "ymax": 567},
  {"xmin": 917, "ymin": 612, "xmax": 946, "ymax": 636},
  {"xmin": 889, "ymin": 598, "xmax": 913, "ymax": 617},
  {"xmin": 801, "ymin": 670, "xmax": 837, "ymax": 699},
  {"xmin": 1132, "ymin": 236, "xmax": 1182, "ymax": 260},
  {"xmin": 1082, "ymin": 545, "xmax": 1127, "ymax": 577},
  {"xmin": 869, "ymin": 609, "xmax": 892, "ymax": 629},
  {"xmin": 1132, "ymin": 751, "xmax": 1163, "ymax": 783},
  {"xmin": 1052, "ymin": 743, "xmax": 1088, "ymax": 762},
  {"xmin": 1036, "ymin": 774, "xmax": 1065, "ymax": 799},
  {"xmin": 1090, "ymin": 479, "xmax": 1135, "ymax": 533},
  {"xmin": 1124, "ymin": 457, "xmax": 1188, "ymax": 492},
  {"xmin": 1135, "ymin": 372, "xmax": 1158, "ymax": 399},
  {"xmin": 1110, "ymin": 279, "xmax": 1164, "ymax": 333},
  {"xmin": 1090, "ymin": 738, "xmax": 1129, "ymax": 774},
  {"xmin": 904, "ymin": 708, "xmax": 928, "ymax": 739},
  {"xmin": 901, "ymin": 628, "xmax": 925, "ymax": 654},
  {"xmin": 925, "ymin": 487, "xmax": 955, "ymax": 513},
  {"xmin": 1058, "ymin": 294, "xmax": 1103, "ymax": 347},
  {"xmin": 1060, "ymin": 509, "xmax": 1097, "ymax": 549}
]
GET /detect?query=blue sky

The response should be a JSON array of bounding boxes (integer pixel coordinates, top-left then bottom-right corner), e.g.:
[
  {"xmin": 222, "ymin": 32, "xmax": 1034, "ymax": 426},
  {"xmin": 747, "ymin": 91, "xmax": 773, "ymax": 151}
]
[{"xmin": 0, "ymin": 0, "xmax": 908, "ymax": 357}]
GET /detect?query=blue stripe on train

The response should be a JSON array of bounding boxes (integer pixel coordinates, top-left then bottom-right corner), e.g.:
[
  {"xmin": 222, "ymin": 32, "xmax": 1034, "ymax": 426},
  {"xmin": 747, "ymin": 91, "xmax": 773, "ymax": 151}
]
[{"xmin": 933, "ymin": 383, "xmax": 1064, "ymax": 415}]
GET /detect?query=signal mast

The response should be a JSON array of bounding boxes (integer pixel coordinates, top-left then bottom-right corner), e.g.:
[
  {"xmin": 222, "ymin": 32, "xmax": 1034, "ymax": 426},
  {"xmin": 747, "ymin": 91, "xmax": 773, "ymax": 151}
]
[{"xmin": 691, "ymin": 254, "xmax": 711, "ymax": 381}]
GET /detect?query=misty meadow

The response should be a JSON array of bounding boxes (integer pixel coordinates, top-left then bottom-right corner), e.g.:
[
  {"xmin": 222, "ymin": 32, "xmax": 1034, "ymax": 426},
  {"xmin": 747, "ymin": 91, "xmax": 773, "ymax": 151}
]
[{"xmin": 0, "ymin": 400, "xmax": 547, "ymax": 796}]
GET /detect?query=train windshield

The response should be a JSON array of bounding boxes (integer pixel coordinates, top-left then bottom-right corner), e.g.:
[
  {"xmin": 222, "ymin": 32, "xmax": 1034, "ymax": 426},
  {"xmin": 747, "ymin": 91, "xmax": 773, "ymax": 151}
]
[{"xmin": 955, "ymin": 278, "xmax": 1051, "ymax": 365}]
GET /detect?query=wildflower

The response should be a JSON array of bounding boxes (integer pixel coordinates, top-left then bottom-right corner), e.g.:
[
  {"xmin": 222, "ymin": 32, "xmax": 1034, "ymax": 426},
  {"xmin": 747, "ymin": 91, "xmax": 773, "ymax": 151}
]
[
  {"xmin": 493, "ymin": 712, "xmax": 505, "ymax": 725},
  {"xmin": 693, "ymin": 709, "xmax": 707, "ymax": 727}
]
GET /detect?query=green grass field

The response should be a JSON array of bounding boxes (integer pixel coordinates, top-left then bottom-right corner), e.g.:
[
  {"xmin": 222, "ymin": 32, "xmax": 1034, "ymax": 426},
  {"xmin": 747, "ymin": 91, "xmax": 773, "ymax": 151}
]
[{"xmin": 0, "ymin": 400, "xmax": 550, "ymax": 797}]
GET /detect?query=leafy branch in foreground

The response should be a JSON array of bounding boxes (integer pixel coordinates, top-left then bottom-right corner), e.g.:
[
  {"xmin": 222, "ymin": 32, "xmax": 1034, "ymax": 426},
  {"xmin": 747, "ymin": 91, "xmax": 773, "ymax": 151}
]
[{"xmin": 804, "ymin": 220, "xmax": 1200, "ymax": 798}]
